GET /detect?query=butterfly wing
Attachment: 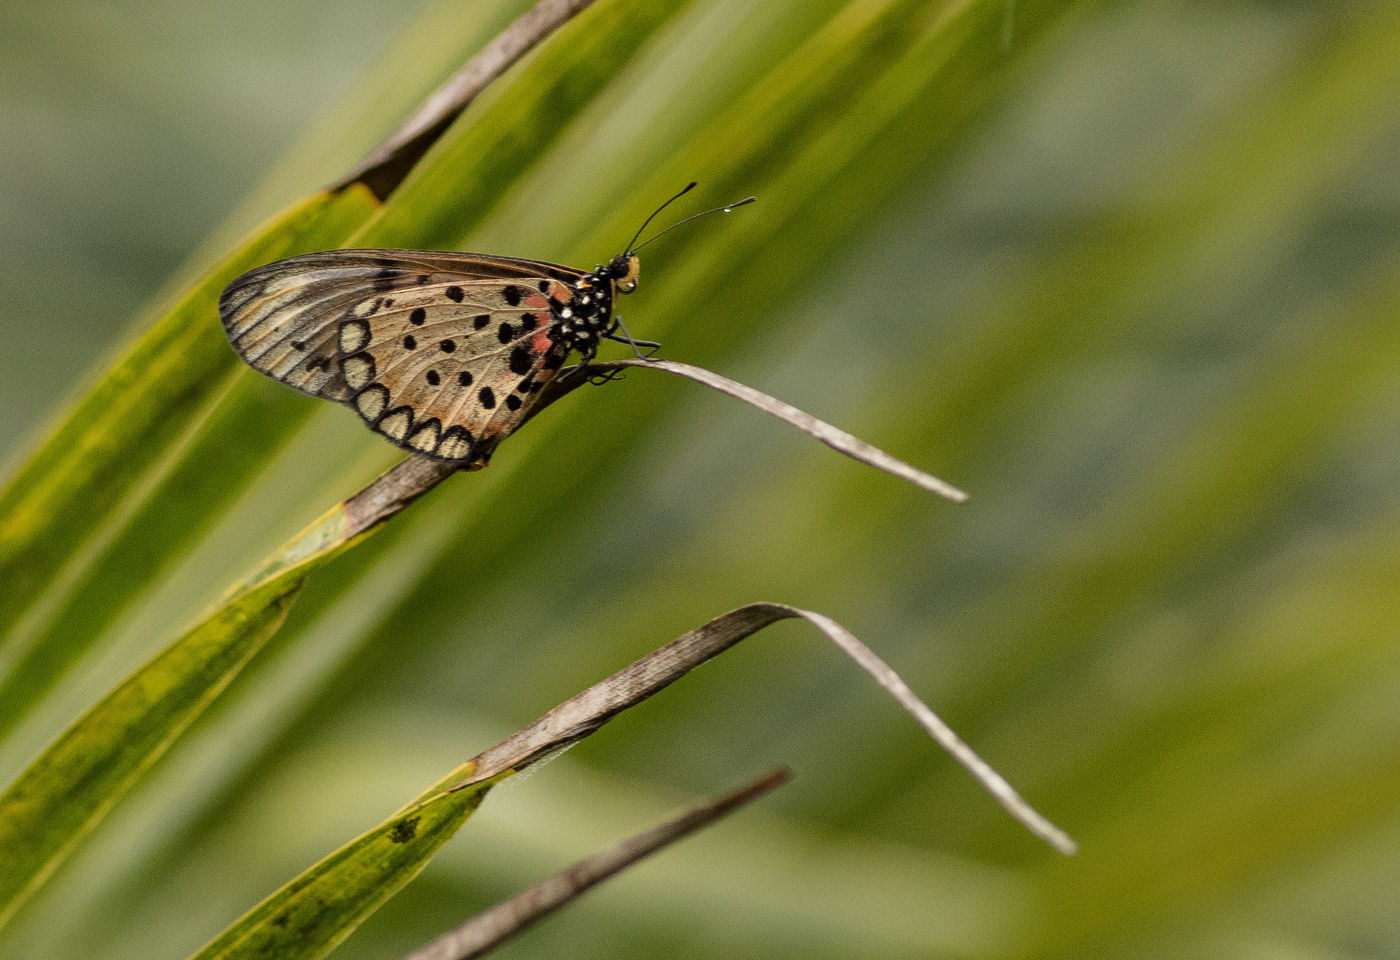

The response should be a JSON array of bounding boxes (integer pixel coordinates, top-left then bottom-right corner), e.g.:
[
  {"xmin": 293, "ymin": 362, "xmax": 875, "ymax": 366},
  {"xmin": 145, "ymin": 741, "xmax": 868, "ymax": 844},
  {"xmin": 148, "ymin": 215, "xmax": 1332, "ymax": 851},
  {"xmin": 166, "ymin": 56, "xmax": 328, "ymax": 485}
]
[
  {"xmin": 220, "ymin": 249, "xmax": 594, "ymax": 464},
  {"xmin": 338, "ymin": 276, "xmax": 579, "ymax": 462}
]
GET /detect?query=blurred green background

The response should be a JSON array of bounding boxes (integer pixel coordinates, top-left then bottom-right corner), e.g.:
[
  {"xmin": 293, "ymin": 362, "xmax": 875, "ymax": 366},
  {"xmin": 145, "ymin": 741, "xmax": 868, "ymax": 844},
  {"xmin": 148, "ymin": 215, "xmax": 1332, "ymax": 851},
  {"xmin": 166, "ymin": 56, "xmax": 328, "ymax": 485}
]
[{"xmin": 4, "ymin": 0, "xmax": 1400, "ymax": 957}]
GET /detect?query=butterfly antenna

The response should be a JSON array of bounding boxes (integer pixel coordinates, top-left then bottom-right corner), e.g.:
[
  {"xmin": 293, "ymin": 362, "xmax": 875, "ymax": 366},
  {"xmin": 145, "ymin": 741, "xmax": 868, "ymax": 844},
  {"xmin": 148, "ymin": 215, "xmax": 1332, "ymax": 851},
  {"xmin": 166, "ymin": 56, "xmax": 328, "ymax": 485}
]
[
  {"xmin": 626, "ymin": 191, "xmax": 756, "ymax": 255},
  {"xmin": 624, "ymin": 182, "xmax": 697, "ymax": 254}
]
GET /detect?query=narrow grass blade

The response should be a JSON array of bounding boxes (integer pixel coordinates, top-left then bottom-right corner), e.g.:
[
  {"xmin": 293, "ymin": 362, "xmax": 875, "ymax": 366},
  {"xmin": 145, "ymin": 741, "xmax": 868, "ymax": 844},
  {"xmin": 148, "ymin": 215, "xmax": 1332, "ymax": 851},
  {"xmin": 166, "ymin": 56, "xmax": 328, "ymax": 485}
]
[
  {"xmin": 0, "ymin": 373, "xmax": 313, "ymax": 738},
  {"xmin": 0, "ymin": 188, "xmax": 377, "ymax": 655},
  {"xmin": 0, "ymin": 456, "xmax": 455, "ymax": 929},
  {"xmin": 188, "ymin": 763, "xmax": 498, "ymax": 960},
  {"xmin": 402, "ymin": 768, "xmax": 792, "ymax": 960}
]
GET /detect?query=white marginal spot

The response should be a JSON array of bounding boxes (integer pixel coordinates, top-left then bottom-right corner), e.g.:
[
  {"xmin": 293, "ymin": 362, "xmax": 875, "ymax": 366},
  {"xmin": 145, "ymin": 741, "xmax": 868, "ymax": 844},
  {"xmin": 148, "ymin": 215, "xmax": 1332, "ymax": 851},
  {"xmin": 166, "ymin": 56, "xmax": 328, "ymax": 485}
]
[
  {"xmin": 408, "ymin": 421, "xmax": 440, "ymax": 452},
  {"xmin": 438, "ymin": 434, "xmax": 469, "ymax": 459},
  {"xmin": 352, "ymin": 298, "xmax": 379, "ymax": 318},
  {"xmin": 355, "ymin": 385, "xmax": 387, "ymax": 421},
  {"xmin": 342, "ymin": 354, "xmax": 373, "ymax": 390},
  {"xmin": 340, "ymin": 320, "xmax": 370, "ymax": 353},
  {"xmin": 379, "ymin": 409, "xmax": 412, "ymax": 441}
]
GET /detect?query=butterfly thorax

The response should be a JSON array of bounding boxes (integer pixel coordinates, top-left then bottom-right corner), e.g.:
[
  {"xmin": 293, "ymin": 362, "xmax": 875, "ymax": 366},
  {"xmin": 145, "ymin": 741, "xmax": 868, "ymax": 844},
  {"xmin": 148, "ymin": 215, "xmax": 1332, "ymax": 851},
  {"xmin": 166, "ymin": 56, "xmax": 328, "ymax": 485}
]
[{"xmin": 551, "ymin": 253, "xmax": 639, "ymax": 359}]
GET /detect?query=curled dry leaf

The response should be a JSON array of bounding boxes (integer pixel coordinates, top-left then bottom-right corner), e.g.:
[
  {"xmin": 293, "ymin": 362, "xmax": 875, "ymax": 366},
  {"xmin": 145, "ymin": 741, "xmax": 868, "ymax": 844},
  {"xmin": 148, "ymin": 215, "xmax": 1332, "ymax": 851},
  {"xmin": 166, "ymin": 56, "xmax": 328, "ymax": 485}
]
[
  {"xmin": 450, "ymin": 603, "xmax": 1076, "ymax": 855},
  {"xmin": 584, "ymin": 358, "xmax": 969, "ymax": 502},
  {"xmin": 403, "ymin": 768, "xmax": 793, "ymax": 960}
]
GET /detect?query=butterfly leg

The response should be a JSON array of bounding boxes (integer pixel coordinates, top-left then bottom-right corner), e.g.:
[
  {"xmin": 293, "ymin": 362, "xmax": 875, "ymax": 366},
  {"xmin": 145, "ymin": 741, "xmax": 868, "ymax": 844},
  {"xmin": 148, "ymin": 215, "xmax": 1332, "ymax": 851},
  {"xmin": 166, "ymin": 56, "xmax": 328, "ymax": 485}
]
[
  {"xmin": 558, "ymin": 356, "xmax": 591, "ymax": 384},
  {"xmin": 558, "ymin": 342, "xmax": 618, "ymax": 386},
  {"xmin": 604, "ymin": 316, "xmax": 661, "ymax": 359}
]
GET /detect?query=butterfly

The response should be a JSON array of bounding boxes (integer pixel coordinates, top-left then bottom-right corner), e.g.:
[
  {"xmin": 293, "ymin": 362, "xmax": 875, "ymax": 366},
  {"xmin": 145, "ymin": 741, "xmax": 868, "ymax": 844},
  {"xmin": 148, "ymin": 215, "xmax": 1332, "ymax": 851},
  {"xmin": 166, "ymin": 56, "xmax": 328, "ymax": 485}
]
[{"xmin": 219, "ymin": 185, "xmax": 753, "ymax": 467}]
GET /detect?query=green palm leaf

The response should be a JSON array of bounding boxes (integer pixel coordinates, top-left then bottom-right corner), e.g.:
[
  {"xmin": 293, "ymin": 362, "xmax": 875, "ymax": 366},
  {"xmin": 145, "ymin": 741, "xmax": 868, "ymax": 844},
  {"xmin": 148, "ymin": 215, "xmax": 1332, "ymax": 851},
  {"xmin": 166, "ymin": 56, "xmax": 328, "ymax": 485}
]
[{"xmin": 3, "ymin": 1, "xmax": 1397, "ymax": 959}]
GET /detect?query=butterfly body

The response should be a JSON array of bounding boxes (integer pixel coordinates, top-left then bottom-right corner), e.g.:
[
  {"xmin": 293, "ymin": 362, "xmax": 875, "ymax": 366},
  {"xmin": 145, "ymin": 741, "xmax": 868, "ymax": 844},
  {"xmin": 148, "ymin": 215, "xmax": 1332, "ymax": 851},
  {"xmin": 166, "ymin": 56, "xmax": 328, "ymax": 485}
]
[
  {"xmin": 219, "ymin": 185, "xmax": 751, "ymax": 467},
  {"xmin": 219, "ymin": 249, "xmax": 640, "ymax": 466}
]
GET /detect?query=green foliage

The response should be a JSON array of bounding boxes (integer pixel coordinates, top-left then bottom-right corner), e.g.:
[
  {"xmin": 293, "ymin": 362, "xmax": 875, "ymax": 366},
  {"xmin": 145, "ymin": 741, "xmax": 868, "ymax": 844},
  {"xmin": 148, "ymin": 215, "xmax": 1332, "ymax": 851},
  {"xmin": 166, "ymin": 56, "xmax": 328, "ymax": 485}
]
[
  {"xmin": 190, "ymin": 771, "xmax": 495, "ymax": 960},
  {"xmin": 2, "ymin": 1, "xmax": 1399, "ymax": 958}
]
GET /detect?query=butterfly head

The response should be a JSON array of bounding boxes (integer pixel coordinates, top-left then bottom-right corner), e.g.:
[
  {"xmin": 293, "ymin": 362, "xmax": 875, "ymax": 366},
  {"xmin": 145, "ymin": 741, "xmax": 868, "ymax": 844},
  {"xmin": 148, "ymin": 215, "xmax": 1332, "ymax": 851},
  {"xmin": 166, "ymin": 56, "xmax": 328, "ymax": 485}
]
[{"xmin": 603, "ymin": 253, "xmax": 641, "ymax": 294}]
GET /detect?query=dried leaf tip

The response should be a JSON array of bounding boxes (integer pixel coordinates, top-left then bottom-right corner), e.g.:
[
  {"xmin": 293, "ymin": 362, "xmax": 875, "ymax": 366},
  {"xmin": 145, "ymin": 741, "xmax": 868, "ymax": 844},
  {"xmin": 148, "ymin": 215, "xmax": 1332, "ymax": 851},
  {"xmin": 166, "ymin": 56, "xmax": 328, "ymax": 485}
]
[
  {"xmin": 591, "ymin": 358, "xmax": 968, "ymax": 503},
  {"xmin": 404, "ymin": 769, "xmax": 791, "ymax": 960}
]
